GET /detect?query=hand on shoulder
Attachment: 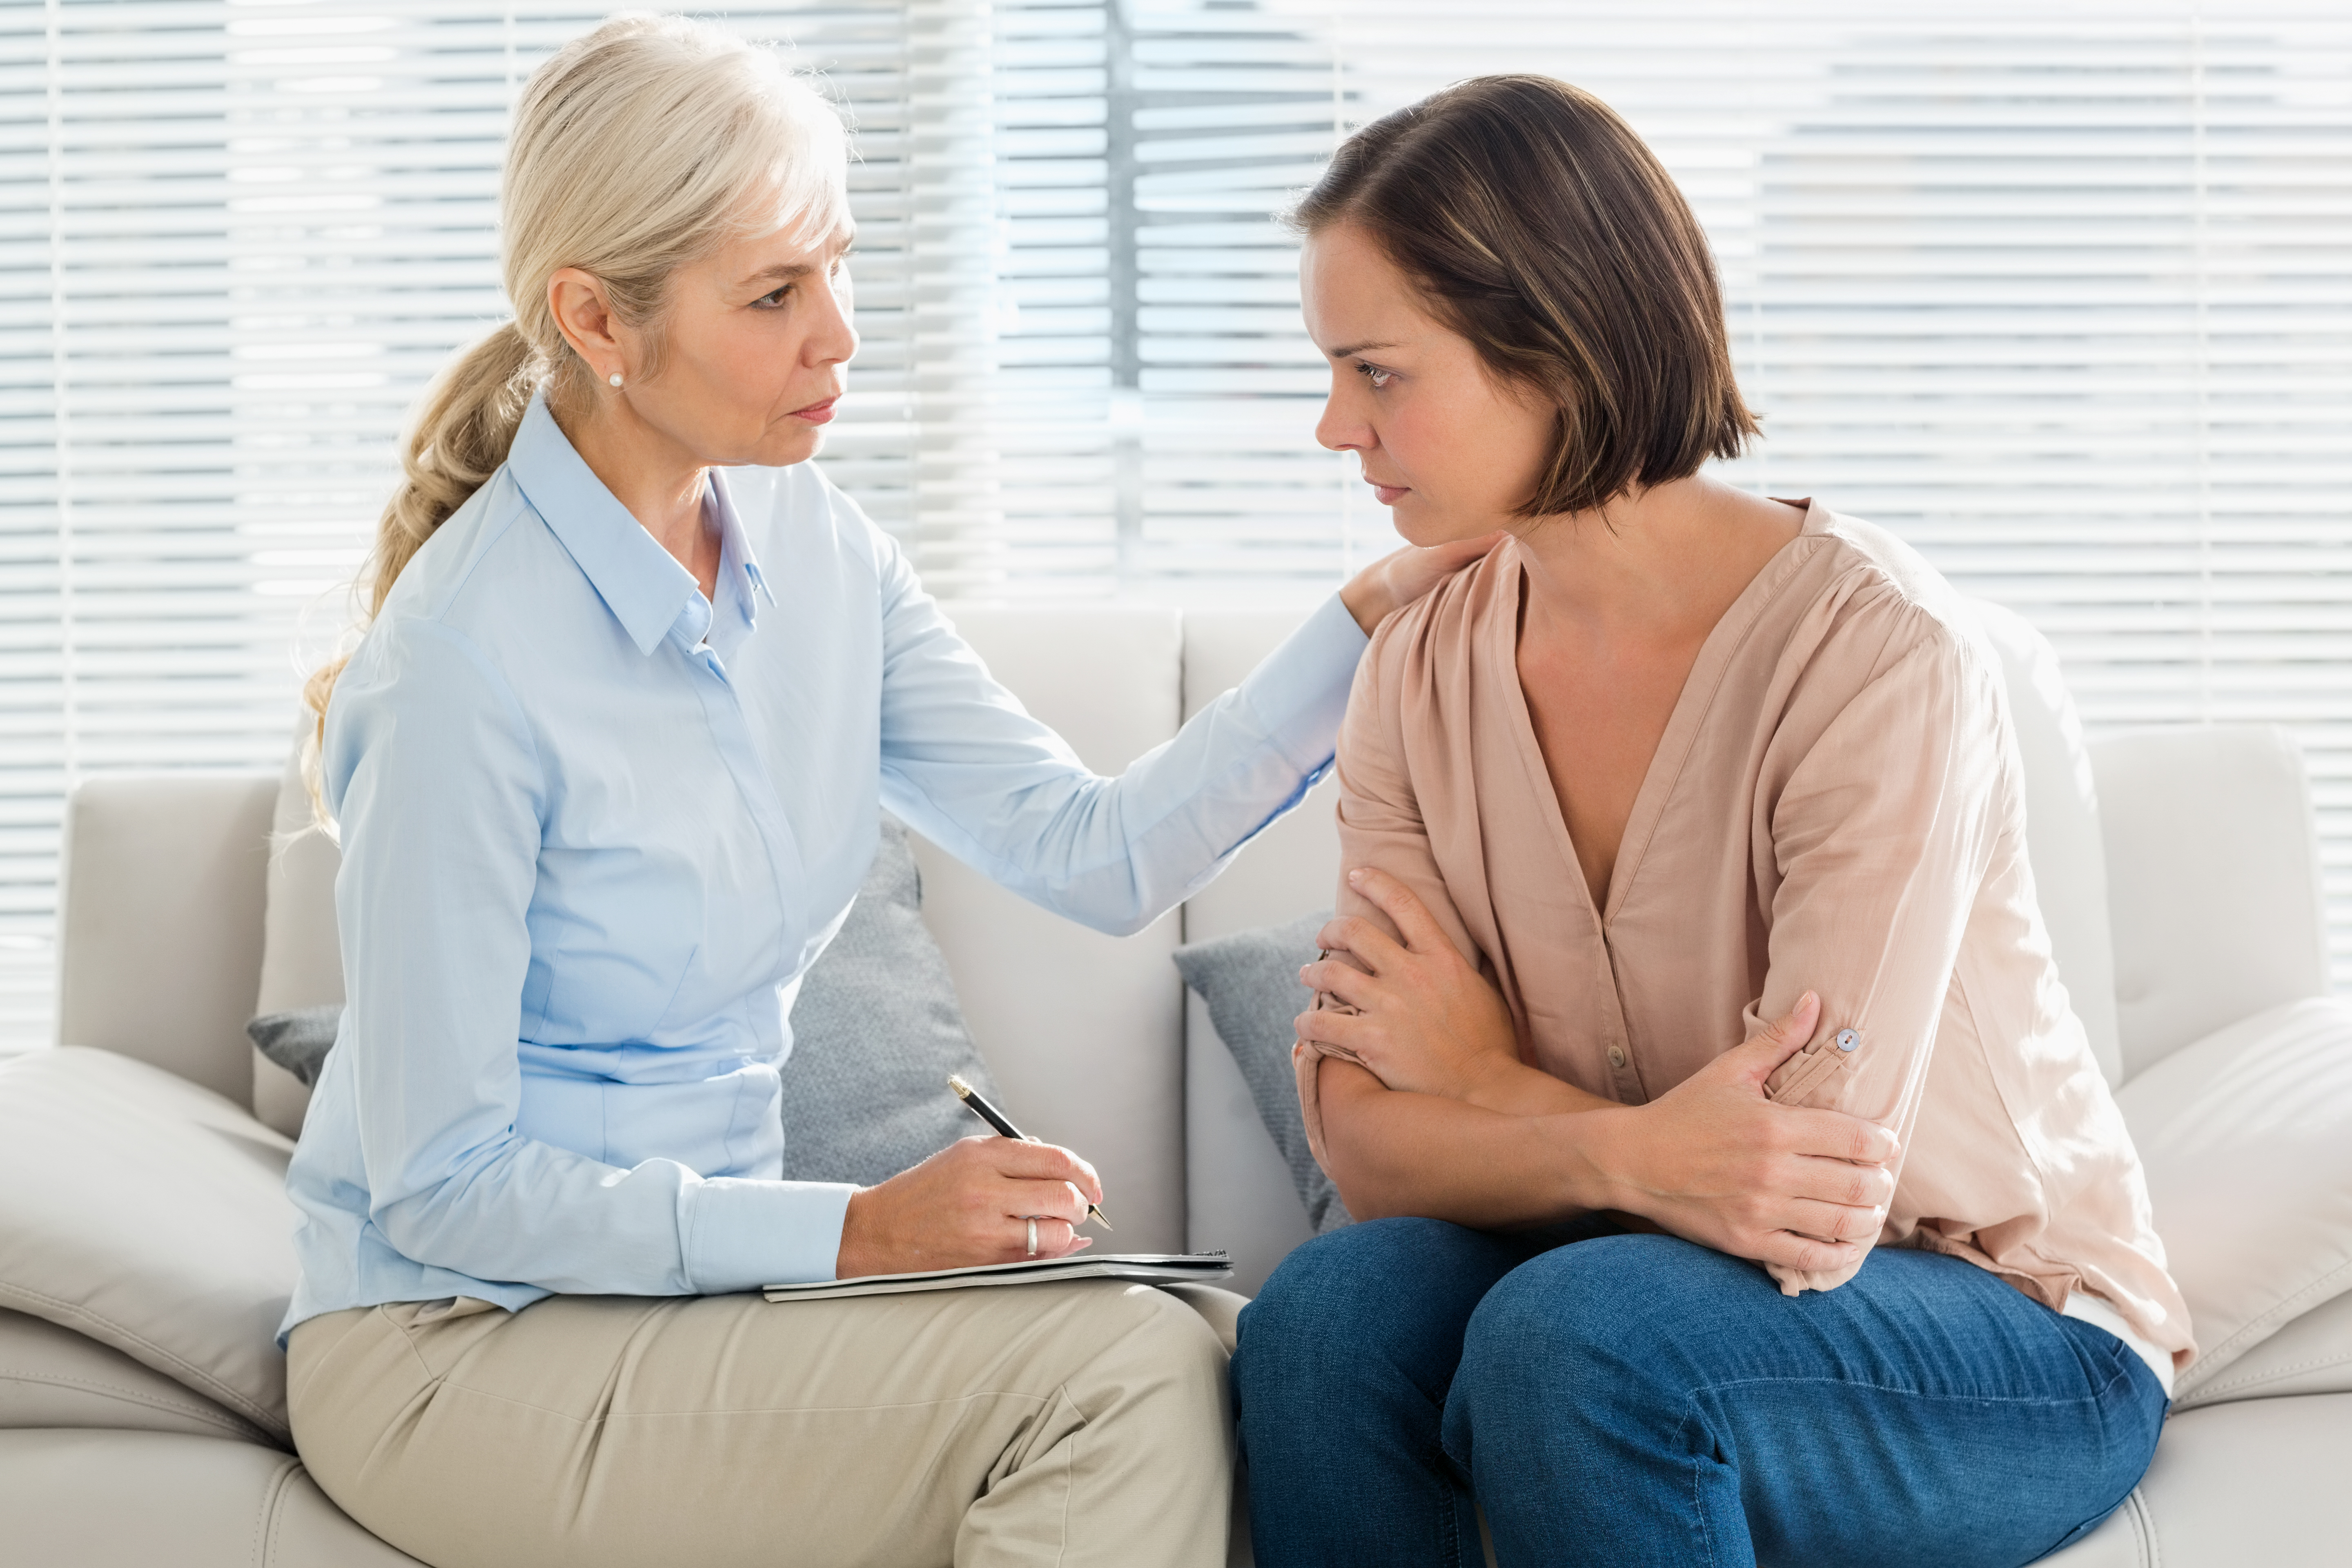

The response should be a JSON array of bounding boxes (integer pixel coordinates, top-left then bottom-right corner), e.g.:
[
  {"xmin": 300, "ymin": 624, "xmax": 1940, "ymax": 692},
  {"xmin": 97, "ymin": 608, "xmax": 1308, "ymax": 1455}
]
[{"xmin": 1338, "ymin": 533, "xmax": 1507, "ymax": 637}]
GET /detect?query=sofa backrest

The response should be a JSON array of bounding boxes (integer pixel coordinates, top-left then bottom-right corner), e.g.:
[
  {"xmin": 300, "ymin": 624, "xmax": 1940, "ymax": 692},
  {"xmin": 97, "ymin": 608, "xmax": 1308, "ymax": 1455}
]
[
  {"xmin": 50, "ymin": 602, "xmax": 2331, "ymax": 1238},
  {"xmin": 55, "ymin": 775, "xmax": 276, "ymax": 1108},
  {"xmin": 2092, "ymin": 726, "xmax": 2330, "ymax": 1079},
  {"xmin": 904, "ymin": 606, "xmax": 1191, "ymax": 1251}
]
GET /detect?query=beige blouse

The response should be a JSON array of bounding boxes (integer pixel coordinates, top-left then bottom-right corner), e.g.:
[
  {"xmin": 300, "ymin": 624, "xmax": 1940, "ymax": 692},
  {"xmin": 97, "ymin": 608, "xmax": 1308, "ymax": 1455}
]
[{"xmin": 1299, "ymin": 501, "xmax": 2194, "ymax": 1366}]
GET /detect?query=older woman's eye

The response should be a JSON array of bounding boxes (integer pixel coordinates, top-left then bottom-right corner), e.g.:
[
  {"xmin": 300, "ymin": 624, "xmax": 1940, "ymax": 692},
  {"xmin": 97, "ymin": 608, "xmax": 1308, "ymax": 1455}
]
[{"xmin": 755, "ymin": 285, "xmax": 792, "ymax": 309}]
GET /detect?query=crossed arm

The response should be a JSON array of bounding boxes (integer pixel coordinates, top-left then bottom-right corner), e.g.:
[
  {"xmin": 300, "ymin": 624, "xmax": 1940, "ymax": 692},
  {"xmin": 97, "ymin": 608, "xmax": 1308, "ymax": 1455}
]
[
  {"xmin": 1296, "ymin": 869, "xmax": 1901, "ymax": 1278},
  {"xmin": 1293, "ymin": 593, "xmax": 2008, "ymax": 1290}
]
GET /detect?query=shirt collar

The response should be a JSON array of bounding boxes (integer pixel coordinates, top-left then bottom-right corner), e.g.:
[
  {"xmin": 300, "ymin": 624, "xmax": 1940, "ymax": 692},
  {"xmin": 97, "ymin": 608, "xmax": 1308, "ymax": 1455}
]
[
  {"xmin": 507, "ymin": 389, "xmax": 702, "ymax": 655},
  {"xmin": 703, "ymin": 468, "xmax": 775, "ymax": 661}
]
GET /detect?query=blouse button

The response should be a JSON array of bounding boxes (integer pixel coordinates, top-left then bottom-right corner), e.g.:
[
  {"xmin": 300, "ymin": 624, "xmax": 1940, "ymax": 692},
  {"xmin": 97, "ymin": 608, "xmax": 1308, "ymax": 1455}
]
[
  {"xmin": 1834, "ymin": 1029, "xmax": 1861, "ymax": 1053},
  {"xmin": 1606, "ymin": 1046, "xmax": 1628, "ymax": 1069}
]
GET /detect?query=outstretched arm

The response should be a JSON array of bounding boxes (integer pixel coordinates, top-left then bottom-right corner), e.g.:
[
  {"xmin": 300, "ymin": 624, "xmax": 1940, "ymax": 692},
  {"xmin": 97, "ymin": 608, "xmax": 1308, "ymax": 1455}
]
[{"xmin": 868, "ymin": 494, "xmax": 1497, "ymax": 935}]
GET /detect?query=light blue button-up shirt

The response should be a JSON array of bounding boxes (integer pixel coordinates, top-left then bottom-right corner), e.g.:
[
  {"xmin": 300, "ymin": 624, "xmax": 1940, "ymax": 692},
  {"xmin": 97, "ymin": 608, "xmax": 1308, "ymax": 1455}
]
[{"xmin": 279, "ymin": 392, "xmax": 1367, "ymax": 1337}]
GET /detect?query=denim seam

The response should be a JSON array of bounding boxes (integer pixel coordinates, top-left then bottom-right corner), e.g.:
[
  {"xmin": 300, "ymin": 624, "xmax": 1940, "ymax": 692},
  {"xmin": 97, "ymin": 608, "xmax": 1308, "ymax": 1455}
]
[
  {"xmin": 1423, "ymin": 1428, "xmax": 1463, "ymax": 1564},
  {"xmin": 1677, "ymin": 1405, "xmax": 1721, "ymax": 1567},
  {"xmin": 1670, "ymin": 1371, "xmax": 2123, "ymax": 1411},
  {"xmin": 1664, "ymin": 1368, "xmax": 2133, "ymax": 1568}
]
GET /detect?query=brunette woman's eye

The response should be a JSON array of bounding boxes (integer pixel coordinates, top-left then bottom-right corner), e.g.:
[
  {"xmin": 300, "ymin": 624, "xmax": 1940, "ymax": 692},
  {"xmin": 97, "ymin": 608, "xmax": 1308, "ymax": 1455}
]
[{"xmin": 1356, "ymin": 362, "xmax": 1394, "ymax": 389}]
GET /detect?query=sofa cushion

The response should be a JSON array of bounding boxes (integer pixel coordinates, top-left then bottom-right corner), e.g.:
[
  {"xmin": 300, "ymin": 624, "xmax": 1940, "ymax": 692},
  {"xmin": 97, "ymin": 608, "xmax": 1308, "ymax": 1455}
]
[
  {"xmin": 247, "ymin": 1006, "xmax": 339, "ymax": 1089},
  {"xmin": 2118, "ymin": 997, "xmax": 2352, "ymax": 1394},
  {"xmin": 0, "ymin": 1047, "xmax": 297, "ymax": 1439},
  {"xmin": 1174, "ymin": 911, "xmax": 1352, "ymax": 1235},
  {"xmin": 0, "ymin": 1429, "xmax": 427, "ymax": 1567},
  {"xmin": 2034, "ymin": 1393, "xmax": 2352, "ymax": 1568},
  {"xmin": 2169, "ymin": 1285, "xmax": 2352, "ymax": 1413},
  {"xmin": 779, "ymin": 817, "xmax": 1006, "ymax": 1186},
  {"xmin": 0, "ymin": 1306, "xmax": 273, "ymax": 1445}
]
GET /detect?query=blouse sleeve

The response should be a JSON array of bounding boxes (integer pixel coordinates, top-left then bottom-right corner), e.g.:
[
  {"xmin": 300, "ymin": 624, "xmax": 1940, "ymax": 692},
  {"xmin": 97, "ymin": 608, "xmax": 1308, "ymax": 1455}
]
[
  {"xmin": 867, "ymin": 517, "xmax": 1367, "ymax": 936},
  {"xmin": 1750, "ymin": 610, "xmax": 2007, "ymax": 1295},
  {"xmin": 1292, "ymin": 628, "xmax": 1488, "ymax": 1170}
]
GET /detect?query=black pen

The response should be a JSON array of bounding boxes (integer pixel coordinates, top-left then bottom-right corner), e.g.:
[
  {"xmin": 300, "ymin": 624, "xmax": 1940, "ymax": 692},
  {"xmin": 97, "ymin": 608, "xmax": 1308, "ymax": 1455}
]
[{"xmin": 948, "ymin": 1074, "xmax": 1112, "ymax": 1230}]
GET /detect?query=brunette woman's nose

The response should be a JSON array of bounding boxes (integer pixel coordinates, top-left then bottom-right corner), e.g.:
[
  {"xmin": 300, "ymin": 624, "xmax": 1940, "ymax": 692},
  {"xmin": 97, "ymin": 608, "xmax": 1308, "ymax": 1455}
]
[{"xmin": 1316, "ymin": 392, "xmax": 1366, "ymax": 454}]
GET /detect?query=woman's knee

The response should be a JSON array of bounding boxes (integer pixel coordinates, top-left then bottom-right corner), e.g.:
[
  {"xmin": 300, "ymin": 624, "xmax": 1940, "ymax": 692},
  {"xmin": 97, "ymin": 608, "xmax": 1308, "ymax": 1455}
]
[
  {"xmin": 1246, "ymin": 1217, "xmax": 1509, "ymax": 1341},
  {"xmin": 1236, "ymin": 1217, "xmax": 1526, "ymax": 1429},
  {"xmin": 1127, "ymin": 1280, "xmax": 1231, "ymax": 1387},
  {"xmin": 1247, "ymin": 1220, "xmax": 1440, "ymax": 1330},
  {"xmin": 1457, "ymin": 1235, "xmax": 1754, "ymax": 1414}
]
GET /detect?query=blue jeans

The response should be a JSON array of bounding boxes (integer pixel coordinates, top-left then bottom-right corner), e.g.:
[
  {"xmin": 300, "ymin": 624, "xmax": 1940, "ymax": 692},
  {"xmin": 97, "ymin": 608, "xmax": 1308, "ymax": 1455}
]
[{"xmin": 1233, "ymin": 1218, "xmax": 2166, "ymax": 1568}]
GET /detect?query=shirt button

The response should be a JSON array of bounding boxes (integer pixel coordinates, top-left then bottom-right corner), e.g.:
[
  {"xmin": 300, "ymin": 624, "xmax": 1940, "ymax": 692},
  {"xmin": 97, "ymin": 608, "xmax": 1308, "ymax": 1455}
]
[
  {"xmin": 1607, "ymin": 1046, "xmax": 1627, "ymax": 1069},
  {"xmin": 1834, "ymin": 1029, "xmax": 1861, "ymax": 1053}
]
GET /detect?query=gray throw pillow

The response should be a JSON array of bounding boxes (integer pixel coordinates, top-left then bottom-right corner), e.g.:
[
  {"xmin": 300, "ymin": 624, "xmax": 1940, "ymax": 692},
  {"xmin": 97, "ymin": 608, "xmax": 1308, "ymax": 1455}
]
[
  {"xmin": 1173, "ymin": 912, "xmax": 1353, "ymax": 1234},
  {"xmin": 245, "ymin": 1004, "xmax": 341, "ymax": 1087},
  {"xmin": 779, "ymin": 817, "xmax": 1004, "ymax": 1186},
  {"xmin": 238, "ymin": 817, "xmax": 1001, "ymax": 1187}
]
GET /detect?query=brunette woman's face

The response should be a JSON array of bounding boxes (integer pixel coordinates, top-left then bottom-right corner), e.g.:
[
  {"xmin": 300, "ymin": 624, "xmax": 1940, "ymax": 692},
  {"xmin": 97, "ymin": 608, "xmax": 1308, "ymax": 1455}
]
[{"xmin": 1300, "ymin": 222, "xmax": 1556, "ymax": 546}]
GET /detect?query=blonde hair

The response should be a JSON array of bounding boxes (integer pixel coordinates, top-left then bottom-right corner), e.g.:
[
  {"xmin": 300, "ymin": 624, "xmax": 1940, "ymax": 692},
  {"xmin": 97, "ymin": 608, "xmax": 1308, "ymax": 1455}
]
[{"xmin": 302, "ymin": 13, "xmax": 846, "ymax": 749}]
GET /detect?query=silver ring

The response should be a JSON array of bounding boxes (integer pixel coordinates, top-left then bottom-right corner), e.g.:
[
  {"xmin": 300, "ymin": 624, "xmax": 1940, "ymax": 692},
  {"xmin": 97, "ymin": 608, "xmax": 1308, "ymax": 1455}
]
[{"xmin": 1026, "ymin": 1218, "xmax": 1038, "ymax": 1257}]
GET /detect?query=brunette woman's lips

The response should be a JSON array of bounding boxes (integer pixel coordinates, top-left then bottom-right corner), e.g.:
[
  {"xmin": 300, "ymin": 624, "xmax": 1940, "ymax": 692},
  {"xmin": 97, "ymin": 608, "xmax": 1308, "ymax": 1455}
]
[
  {"xmin": 791, "ymin": 396, "xmax": 839, "ymax": 424},
  {"xmin": 1369, "ymin": 482, "xmax": 1410, "ymax": 505}
]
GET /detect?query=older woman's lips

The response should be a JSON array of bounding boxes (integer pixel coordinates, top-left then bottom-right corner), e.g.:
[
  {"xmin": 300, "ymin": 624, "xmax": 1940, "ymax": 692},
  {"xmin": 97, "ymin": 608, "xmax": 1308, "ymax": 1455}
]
[{"xmin": 791, "ymin": 396, "xmax": 839, "ymax": 424}]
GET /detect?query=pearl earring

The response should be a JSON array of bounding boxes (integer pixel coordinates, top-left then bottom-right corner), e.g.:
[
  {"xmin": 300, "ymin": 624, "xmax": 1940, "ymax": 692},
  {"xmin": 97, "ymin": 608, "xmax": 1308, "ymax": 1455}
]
[{"xmin": 608, "ymin": 372, "xmax": 624, "ymax": 388}]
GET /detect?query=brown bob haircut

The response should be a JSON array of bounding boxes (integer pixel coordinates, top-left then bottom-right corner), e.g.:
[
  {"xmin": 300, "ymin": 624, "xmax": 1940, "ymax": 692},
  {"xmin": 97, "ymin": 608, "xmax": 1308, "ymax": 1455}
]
[{"xmin": 1294, "ymin": 75, "xmax": 1759, "ymax": 517}]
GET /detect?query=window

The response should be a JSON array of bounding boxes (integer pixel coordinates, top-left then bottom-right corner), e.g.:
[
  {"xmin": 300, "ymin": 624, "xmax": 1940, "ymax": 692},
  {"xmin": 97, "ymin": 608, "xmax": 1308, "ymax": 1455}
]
[
  {"xmin": 5, "ymin": 0, "xmax": 2350, "ymax": 1047},
  {"xmin": 0, "ymin": 1, "xmax": 917, "ymax": 1040},
  {"xmin": 1100, "ymin": 0, "xmax": 2352, "ymax": 979}
]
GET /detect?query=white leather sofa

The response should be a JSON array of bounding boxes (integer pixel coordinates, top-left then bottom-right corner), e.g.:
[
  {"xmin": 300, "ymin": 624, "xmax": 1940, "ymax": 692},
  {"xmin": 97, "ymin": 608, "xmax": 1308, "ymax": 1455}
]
[{"xmin": 3, "ymin": 602, "xmax": 2349, "ymax": 1568}]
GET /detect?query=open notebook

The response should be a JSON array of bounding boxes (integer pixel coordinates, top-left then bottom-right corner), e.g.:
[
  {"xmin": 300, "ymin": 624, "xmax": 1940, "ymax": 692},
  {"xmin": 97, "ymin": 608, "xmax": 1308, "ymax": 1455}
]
[{"xmin": 765, "ymin": 1252, "xmax": 1232, "ymax": 1303}]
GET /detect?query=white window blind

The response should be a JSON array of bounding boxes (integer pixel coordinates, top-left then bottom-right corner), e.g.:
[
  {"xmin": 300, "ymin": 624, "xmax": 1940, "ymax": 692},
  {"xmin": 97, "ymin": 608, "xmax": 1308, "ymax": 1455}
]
[
  {"xmin": 6, "ymin": 1, "xmax": 2352, "ymax": 1045},
  {"xmin": 0, "ymin": 0, "xmax": 932, "ymax": 1042},
  {"xmin": 1097, "ymin": 0, "xmax": 2352, "ymax": 982}
]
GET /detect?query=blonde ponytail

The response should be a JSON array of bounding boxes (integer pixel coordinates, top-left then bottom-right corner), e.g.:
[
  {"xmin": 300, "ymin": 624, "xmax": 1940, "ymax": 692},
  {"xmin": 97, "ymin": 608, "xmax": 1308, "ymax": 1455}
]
[
  {"xmin": 302, "ymin": 323, "xmax": 539, "ymax": 734},
  {"xmin": 303, "ymin": 12, "xmax": 846, "ymax": 793}
]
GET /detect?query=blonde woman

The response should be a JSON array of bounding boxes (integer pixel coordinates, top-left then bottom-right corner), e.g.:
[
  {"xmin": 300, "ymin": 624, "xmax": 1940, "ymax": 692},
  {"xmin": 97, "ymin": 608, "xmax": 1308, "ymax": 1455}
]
[{"xmin": 277, "ymin": 17, "xmax": 1479, "ymax": 1568}]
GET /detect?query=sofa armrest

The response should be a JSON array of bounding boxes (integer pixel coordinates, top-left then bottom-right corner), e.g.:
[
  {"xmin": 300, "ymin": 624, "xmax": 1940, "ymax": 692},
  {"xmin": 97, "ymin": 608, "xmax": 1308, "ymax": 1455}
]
[
  {"xmin": 2091, "ymin": 726, "xmax": 2328, "ymax": 1082},
  {"xmin": 56, "ymin": 774, "xmax": 277, "ymax": 1107}
]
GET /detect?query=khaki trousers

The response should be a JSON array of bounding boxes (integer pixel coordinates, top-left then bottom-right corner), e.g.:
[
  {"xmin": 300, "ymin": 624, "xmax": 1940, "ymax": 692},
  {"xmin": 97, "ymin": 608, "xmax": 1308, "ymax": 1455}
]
[{"xmin": 286, "ymin": 1281, "xmax": 1241, "ymax": 1568}]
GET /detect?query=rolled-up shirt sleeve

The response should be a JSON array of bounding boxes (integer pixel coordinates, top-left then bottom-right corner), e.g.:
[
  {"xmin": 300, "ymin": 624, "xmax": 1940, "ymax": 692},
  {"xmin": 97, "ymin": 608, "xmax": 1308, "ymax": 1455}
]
[
  {"xmin": 871, "ymin": 526, "xmax": 1367, "ymax": 936},
  {"xmin": 327, "ymin": 619, "xmax": 854, "ymax": 1298},
  {"xmin": 1748, "ymin": 613, "xmax": 2005, "ymax": 1295}
]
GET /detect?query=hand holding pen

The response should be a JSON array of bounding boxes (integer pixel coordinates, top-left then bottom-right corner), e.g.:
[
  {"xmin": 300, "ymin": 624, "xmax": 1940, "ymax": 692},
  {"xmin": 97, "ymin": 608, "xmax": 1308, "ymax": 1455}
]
[
  {"xmin": 834, "ymin": 1109, "xmax": 1103, "ymax": 1280},
  {"xmin": 951, "ymin": 1074, "xmax": 1112, "ymax": 1231}
]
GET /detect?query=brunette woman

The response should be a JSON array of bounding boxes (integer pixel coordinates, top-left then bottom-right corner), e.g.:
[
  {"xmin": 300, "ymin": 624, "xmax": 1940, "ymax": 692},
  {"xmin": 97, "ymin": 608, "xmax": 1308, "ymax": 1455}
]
[{"xmin": 1233, "ymin": 76, "xmax": 2188, "ymax": 1568}]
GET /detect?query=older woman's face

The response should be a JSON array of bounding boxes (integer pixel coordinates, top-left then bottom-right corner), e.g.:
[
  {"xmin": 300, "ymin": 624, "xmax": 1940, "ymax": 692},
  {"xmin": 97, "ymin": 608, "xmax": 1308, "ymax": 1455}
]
[
  {"xmin": 615, "ymin": 211, "xmax": 859, "ymax": 470},
  {"xmin": 1301, "ymin": 222, "xmax": 1555, "ymax": 546}
]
